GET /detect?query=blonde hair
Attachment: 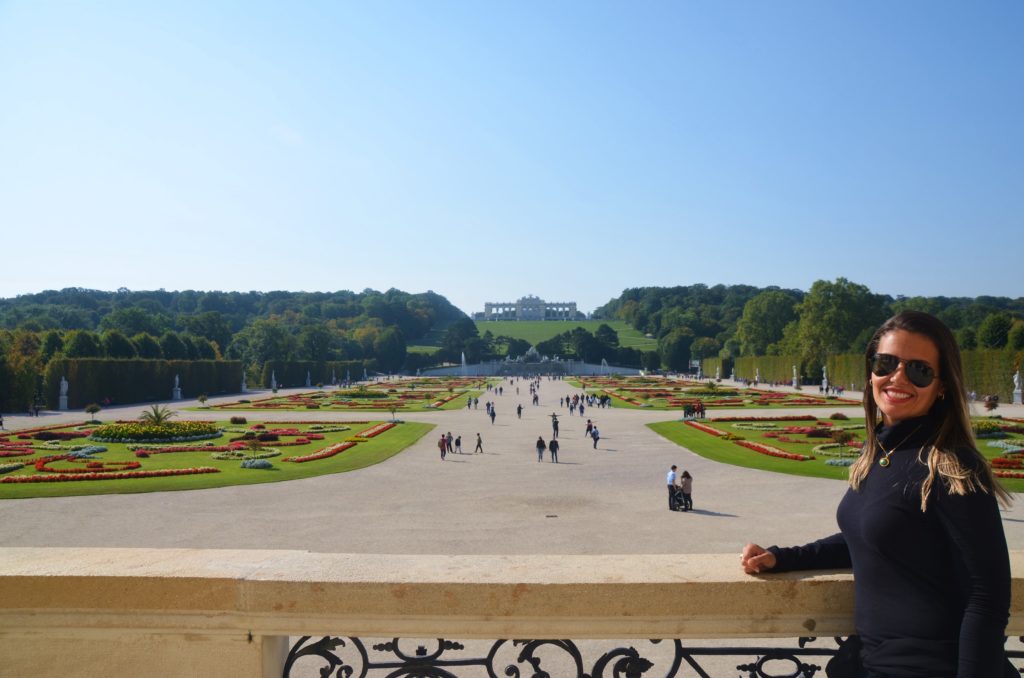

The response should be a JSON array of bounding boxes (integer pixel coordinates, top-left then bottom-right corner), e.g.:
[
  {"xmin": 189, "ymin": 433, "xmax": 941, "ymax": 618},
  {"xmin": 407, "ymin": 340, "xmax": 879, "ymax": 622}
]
[{"xmin": 849, "ymin": 311, "xmax": 1011, "ymax": 511}]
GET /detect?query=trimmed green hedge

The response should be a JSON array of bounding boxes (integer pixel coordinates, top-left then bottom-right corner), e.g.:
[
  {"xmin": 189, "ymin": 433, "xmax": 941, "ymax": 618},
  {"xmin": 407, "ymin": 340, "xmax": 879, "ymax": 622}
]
[
  {"xmin": 734, "ymin": 350, "xmax": 1023, "ymax": 400},
  {"xmin": 261, "ymin": 361, "xmax": 369, "ymax": 388},
  {"xmin": 44, "ymin": 359, "xmax": 244, "ymax": 409}
]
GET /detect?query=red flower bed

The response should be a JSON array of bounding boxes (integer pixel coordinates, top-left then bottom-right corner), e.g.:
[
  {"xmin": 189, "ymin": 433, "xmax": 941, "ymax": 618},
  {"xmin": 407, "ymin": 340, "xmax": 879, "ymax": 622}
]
[
  {"xmin": 684, "ymin": 421, "xmax": 725, "ymax": 437},
  {"xmin": 0, "ymin": 448, "xmax": 35, "ymax": 458},
  {"xmin": 734, "ymin": 440, "xmax": 815, "ymax": 461},
  {"xmin": 2, "ymin": 467, "xmax": 220, "ymax": 483},
  {"xmin": 283, "ymin": 441, "xmax": 356, "ymax": 463},
  {"xmin": 993, "ymin": 471, "xmax": 1024, "ymax": 479},
  {"xmin": 991, "ymin": 457, "xmax": 1024, "ymax": 469},
  {"xmin": 7, "ymin": 421, "xmax": 88, "ymax": 436},
  {"xmin": 35, "ymin": 455, "xmax": 142, "ymax": 473},
  {"xmin": 356, "ymin": 422, "xmax": 396, "ymax": 438}
]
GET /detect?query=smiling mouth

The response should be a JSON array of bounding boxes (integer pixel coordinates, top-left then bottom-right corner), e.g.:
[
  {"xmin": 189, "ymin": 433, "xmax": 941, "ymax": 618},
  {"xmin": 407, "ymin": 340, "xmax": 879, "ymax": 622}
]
[{"xmin": 883, "ymin": 390, "xmax": 913, "ymax": 402}]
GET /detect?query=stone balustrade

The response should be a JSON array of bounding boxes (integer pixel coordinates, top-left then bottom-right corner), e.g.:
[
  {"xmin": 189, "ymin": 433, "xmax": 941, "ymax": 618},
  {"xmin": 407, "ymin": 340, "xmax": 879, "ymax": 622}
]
[{"xmin": 1, "ymin": 548, "xmax": 1022, "ymax": 677}]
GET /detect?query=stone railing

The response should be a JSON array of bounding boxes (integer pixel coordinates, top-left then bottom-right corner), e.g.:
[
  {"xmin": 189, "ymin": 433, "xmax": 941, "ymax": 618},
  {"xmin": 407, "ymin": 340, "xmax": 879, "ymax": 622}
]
[{"xmin": 1, "ymin": 548, "xmax": 1022, "ymax": 677}]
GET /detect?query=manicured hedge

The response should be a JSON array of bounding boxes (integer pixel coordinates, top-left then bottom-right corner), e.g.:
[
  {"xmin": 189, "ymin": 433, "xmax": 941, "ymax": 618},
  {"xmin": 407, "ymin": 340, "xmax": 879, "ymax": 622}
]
[
  {"xmin": 44, "ymin": 359, "xmax": 244, "ymax": 409},
  {"xmin": 260, "ymin": 361, "xmax": 369, "ymax": 388},
  {"xmin": 734, "ymin": 350, "xmax": 1022, "ymax": 401}
]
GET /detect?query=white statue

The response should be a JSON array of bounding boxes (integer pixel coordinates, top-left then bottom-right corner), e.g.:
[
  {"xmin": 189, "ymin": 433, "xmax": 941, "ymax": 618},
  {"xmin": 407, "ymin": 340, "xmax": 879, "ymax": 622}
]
[
  {"xmin": 174, "ymin": 374, "xmax": 180, "ymax": 389},
  {"xmin": 793, "ymin": 365, "xmax": 798, "ymax": 381},
  {"xmin": 822, "ymin": 366, "xmax": 828, "ymax": 379},
  {"xmin": 60, "ymin": 376, "xmax": 69, "ymax": 396},
  {"xmin": 1015, "ymin": 372, "xmax": 1022, "ymax": 391}
]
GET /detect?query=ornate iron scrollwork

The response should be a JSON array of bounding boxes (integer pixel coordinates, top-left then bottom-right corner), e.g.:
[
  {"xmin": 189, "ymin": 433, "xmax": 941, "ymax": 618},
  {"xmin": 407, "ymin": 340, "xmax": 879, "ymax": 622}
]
[{"xmin": 284, "ymin": 635, "xmax": 1024, "ymax": 678}]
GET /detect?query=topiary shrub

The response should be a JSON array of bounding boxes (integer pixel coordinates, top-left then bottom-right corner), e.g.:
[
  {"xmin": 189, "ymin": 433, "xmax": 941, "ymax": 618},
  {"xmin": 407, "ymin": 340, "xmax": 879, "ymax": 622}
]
[
  {"xmin": 830, "ymin": 412, "xmax": 849, "ymax": 420},
  {"xmin": 229, "ymin": 416, "xmax": 247, "ymax": 425}
]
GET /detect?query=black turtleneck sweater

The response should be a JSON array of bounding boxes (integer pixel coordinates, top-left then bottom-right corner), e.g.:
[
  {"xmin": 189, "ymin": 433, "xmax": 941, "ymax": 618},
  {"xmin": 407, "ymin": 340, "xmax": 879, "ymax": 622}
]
[{"xmin": 768, "ymin": 414, "xmax": 1011, "ymax": 677}]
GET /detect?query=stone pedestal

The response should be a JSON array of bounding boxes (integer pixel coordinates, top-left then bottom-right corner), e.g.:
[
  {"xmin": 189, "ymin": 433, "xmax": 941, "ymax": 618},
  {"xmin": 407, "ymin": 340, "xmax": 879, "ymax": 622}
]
[
  {"xmin": 58, "ymin": 396, "xmax": 68, "ymax": 411},
  {"xmin": 172, "ymin": 388, "xmax": 182, "ymax": 401},
  {"xmin": 1014, "ymin": 389, "xmax": 1023, "ymax": 406}
]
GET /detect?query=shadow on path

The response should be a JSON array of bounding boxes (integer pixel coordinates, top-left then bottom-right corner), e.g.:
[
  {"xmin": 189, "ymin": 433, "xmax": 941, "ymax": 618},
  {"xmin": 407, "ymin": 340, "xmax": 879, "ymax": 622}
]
[{"xmin": 675, "ymin": 508, "xmax": 739, "ymax": 518}]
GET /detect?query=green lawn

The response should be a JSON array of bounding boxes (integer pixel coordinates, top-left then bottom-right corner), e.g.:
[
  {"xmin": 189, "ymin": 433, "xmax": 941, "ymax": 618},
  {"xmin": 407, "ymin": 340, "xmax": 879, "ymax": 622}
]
[
  {"xmin": 0, "ymin": 420, "xmax": 434, "ymax": 499},
  {"xmin": 650, "ymin": 418, "xmax": 1024, "ymax": 492}
]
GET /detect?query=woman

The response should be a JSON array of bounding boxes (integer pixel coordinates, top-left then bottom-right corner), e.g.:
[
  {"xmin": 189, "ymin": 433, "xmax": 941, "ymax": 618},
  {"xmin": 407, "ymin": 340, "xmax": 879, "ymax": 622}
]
[
  {"xmin": 741, "ymin": 311, "xmax": 1013, "ymax": 676},
  {"xmin": 679, "ymin": 471, "xmax": 693, "ymax": 512}
]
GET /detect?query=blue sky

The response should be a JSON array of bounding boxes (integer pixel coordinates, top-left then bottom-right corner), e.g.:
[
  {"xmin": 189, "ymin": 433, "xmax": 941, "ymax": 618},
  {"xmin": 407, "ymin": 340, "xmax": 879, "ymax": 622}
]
[{"xmin": 1, "ymin": 2, "xmax": 1021, "ymax": 315}]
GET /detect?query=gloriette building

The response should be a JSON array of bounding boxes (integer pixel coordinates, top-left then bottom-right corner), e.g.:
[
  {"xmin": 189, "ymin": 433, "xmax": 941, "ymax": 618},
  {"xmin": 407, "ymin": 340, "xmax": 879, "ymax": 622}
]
[{"xmin": 478, "ymin": 295, "xmax": 579, "ymax": 321}]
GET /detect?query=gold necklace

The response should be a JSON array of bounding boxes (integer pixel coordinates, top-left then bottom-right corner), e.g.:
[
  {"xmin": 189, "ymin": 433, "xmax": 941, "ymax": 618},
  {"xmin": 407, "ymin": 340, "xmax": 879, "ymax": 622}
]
[{"xmin": 877, "ymin": 424, "xmax": 925, "ymax": 468}]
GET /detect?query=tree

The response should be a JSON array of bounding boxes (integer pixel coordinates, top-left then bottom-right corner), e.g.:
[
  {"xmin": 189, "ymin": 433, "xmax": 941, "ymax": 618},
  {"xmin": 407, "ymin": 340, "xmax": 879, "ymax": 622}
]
[
  {"xmin": 197, "ymin": 393, "xmax": 208, "ymax": 408},
  {"xmin": 956, "ymin": 327, "xmax": 977, "ymax": 350},
  {"xmin": 595, "ymin": 324, "xmax": 619, "ymax": 348},
  {"xmin": 373, "ymin": 327, "xmax": 407, "ymax": 373},
  {"xmin": 101, "ymin": 330, "xmax": 137, "ymax": 359},
  {"xmin": 658, "ymin": 327, "xmax": 694, "ymax": 372},
  {"xmin": 794, "ymin": 278, "xmax": 887, "ymax": 366},
  {"xmin": 183, "ymin": 311, "xmax": 233, "ymax": 352},
  {"xmin": 298, "ymin": 324, "xmax": 335, "ymax": 362},
  {"xmin": 735, "ymin": 291, "xmax": 798, "ymax": 356},
  {"xmin": 139, "ymin": 404, "xmax": 176, "ymax": 424},
  {"xmin": 40, "ymin": 330, "xmax": 64, "ymax": 364},
  {"xmin": 132, "ymin": 333, "xmax": 163, "ymax": 359},
  {"xmin": 690, "ymin": 337, "xmax": 721, "ymax": 361},
  {"xmin": 1008, "ymin": 322, "xmax": 1024, "ymax": 351},
  {"xmin": 84, "ymin": 403, "xmax": 101, "ymax": 421},
  {"xmin": 978, "ymin": 312, "xmax": 1013, "ymax": 349},
  {"xmin": 159, "ymin": 332, "xmax": 189, "ymax": 360},
  {"xmin": 640, "ymin": 350, "xmax": 661, "ymax": 371},
  {"xmin": 63, "ymin": 330, "xmax": 103, "ymax": 358},
  {"xmin": 99, "ymin": 307, "xmax": 169, "ymax": 337}
]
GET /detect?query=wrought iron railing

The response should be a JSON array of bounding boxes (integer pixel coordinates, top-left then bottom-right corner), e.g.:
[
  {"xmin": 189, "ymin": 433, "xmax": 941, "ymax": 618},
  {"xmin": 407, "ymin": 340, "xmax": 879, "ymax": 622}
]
[{"xmin": 284, "ymin": 636, "xmax": 1024, "ymax": 677}]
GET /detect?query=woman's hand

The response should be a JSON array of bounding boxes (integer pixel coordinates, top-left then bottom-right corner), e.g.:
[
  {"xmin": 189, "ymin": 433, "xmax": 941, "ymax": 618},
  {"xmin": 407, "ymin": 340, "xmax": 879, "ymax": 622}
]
[{"xmin": 741, "ymin": 543, "xmax": 777, "ymax": 574}]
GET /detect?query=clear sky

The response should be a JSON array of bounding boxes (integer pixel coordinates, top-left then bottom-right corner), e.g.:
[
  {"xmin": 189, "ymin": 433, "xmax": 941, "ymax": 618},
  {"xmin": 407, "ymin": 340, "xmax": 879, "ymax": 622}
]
[{"xmin": 1, "ymin": 2, "xmax": 1021, "ymax": 316}]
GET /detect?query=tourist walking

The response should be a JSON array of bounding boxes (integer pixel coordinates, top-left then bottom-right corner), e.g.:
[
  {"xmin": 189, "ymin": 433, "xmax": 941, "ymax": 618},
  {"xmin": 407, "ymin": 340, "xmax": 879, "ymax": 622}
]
[
  {"xmin": 474, "ymin": 433, "xmax": 483, "ymax": 453},
  {"xmin": 549, "ymin": 438, "xmax": 559, "ymax": 463},
  {"xmin": 666, "ymin": 465, "xmax": 678, "ymax": 511},
  {"xmin": 517, "ymin": 404, "xmax": 523, "ymax": 419},
  {"xmin": 741, "ymin": 311, "xmax": 1014, "ymax": 676},
  {"xmin": 438, "ymin": 434, "xmax": 447, "ymax": 461},
  {"xmin": 536, "ymin": 436, "xmax": 546, "ymax": 462},
  {"xmin": 584, "ymin": 419, "xmax": 593, "ymax": 438},
  {"xmin": 679, "ymin": 471, "xmax": 693, "ymax": 511},
  {"xmin": 446, "ymin": 432, "xmax": 453, "ymax": 455},
  {"xmin": 550, "ymin": 414, "xmax": 559, "ymax": 438},
  {"xmin": 490, "ymin": 407, "xmax": 496, "ymax": 425},
  {"xmin": 590, "ymin": 426, "xmax": 600, "ymax": 449},
  {"xmin": 454, "ymin": 435, "xmax": 462, "ymax": 454}
]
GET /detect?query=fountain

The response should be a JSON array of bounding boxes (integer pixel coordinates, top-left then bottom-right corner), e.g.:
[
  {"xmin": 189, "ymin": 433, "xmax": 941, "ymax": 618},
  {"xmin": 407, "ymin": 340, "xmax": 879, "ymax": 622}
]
[{"xmin": 461, "ymin": 352, "xmax": 467, "ymax": 377}]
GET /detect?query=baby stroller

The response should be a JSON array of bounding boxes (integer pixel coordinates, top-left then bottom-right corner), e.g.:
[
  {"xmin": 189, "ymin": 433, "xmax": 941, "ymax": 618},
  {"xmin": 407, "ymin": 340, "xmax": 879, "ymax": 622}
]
[{"xmin": 670, "ymin": 486, "xmax": 685, "ymax": 511}]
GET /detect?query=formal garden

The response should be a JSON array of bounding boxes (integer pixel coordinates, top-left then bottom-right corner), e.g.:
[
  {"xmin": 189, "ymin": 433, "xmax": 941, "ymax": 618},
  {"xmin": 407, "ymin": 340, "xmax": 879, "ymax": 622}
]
[
  {"xmin": 650, "ymin": 414, "xmax": 1024, "ymax": 491},
  {"xmin": 0, "ymin": 406, "xmax": 432, "ymax": 499},
  {"xmin": 573, "ymin": 376, "xmax": 859, "ymax": 410},
  {"xmin": 207, "ymin": 377, "xmax": 489, "ymax": 412}
]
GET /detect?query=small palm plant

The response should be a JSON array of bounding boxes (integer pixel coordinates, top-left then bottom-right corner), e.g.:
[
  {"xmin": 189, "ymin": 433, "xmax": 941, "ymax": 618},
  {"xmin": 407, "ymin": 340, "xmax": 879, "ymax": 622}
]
[{"xmin": 139, "ymin": 404, "xmax": 177, "ymax": 425}]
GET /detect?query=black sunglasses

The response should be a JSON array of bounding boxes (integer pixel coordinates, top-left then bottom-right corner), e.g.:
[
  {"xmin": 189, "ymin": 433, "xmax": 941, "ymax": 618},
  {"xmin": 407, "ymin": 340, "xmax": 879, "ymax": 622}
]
[{"xmin": 869, "ymin": 353, "xmax": 937, "ymax": 388}]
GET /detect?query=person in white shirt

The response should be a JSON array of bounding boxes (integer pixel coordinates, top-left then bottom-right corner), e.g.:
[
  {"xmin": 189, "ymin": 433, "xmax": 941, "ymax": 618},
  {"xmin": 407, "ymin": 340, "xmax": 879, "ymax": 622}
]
[{"xmin": 666, "ymin": 465, "xmax": 678, "ymax": 511}]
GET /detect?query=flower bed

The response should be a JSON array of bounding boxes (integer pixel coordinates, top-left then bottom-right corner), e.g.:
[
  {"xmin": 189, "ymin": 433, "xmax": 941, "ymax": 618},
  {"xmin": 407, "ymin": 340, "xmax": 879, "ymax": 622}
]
[
  {"xmin": 2, "ymin": 467, "xmax": 220, "ymax": 483},
  {"xmin": 684, "ymin": 421, "xmax": 725, "ymax": 437},
  {"xmin": 35, "ymin": 455, "xmax": 141, "ymax": 474},
  {"xmin": 91, "ymin": 421, "xmax": 220, "ymax": 443},
  {"xmin": 713, "ymin": 415, "xmax": 818, "ymax": 422},
  {"xmin": 734, "ymin": 440, "xmax": 814, "ymax": 461},
  {"xmin": 283, "ymin": 441, "xmax": 357, "ymax": 463},
  {"xmin": 356, "ymin": 422, "xmax": 396, "ymax": 438}
]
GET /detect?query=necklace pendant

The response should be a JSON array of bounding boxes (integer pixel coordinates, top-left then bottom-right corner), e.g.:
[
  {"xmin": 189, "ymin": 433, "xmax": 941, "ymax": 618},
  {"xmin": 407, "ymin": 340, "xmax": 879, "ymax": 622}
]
[{"xmin": 878, "ymin": 457, "xmax": 890, "ymax": 468}]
